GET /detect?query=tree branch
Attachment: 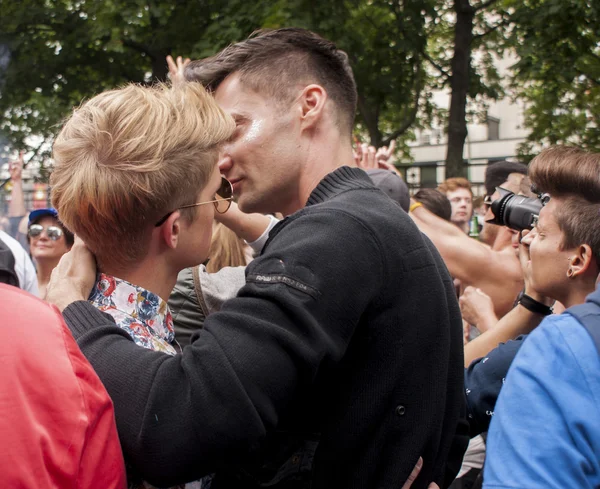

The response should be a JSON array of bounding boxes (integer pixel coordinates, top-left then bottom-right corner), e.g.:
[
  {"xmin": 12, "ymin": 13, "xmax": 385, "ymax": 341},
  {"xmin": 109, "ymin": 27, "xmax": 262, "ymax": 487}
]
[
  {"xmin": 473, "ymin": 0, "xmax": 499, "ymax": 12},
  {"xmin": 382, "ymin": 64, "xmax": 424, "ymax": 145},
  {"xmin": 473, "ymin": 18, "xmax": 509, "ymax": 40},
  {"xmin": 423, "ymin": 51, "xmax": 451, "ymax": 81}
]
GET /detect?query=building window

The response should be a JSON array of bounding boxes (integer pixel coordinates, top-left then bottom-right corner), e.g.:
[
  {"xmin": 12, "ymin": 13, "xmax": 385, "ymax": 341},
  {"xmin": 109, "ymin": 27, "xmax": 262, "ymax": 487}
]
[{"xmin": 487, "ymin": 116, "xmax": 500, "ymax": 140}]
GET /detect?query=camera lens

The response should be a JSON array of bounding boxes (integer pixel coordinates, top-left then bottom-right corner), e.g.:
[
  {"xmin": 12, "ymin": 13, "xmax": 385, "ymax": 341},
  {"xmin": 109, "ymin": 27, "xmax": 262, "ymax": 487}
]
[{"xmin": 486, "ymin": 187, "xmax": 542, "ymax": 232}]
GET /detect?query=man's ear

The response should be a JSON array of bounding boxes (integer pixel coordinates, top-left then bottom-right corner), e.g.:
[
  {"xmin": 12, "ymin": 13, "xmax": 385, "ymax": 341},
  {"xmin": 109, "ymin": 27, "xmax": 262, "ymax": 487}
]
[
  {"xmin": 158, "ymin": 211, "xmax": 182, "ymax": 250},
  {"xmin": 299, "ymin": 84, "xmax": 327, "ymax": 129},
  {"xmin": 570, "ymin": 244, "xmax": 596, "ymax": 278}
]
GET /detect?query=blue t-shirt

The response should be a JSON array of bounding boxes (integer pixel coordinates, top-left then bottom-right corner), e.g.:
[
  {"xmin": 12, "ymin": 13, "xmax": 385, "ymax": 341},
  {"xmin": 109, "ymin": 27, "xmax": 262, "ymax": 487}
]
[{"xmin": 484, "ymin": 313, "xmax": 600, "ymax": 488}]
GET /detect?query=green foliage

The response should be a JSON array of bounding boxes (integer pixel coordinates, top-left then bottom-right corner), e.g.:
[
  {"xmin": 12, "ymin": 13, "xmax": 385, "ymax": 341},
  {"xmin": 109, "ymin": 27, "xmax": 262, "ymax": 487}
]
[
  {"xmin": 0, "ymin": 0, "xmax": 444, "ymax": 166},
  {"xmin": 0, "ymin": 0, "xmax": 271, "ymax": 168},
  {"xmin": 505, "ymin": 0, "xmax": 600, "ymax": 157},
  {"xmin": 1, "ymin": 0, "xmax": 599, "ymax": 175}
]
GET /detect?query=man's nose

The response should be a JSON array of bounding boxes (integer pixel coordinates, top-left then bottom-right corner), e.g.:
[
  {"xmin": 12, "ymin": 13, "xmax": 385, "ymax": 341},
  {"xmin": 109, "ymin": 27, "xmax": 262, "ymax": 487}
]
[{"xmin": 218, "ymin": 153, "xmax": 232, "ymax": 174}]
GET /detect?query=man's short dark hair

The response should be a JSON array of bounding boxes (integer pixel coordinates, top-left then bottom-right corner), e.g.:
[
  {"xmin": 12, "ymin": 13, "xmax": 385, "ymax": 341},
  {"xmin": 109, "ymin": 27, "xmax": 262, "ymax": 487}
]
[
  {"xmin": 184, "ymin": 28, "xmax": 358, "ymax": 134},
  {"xmin": 484, "ymin": 160, "xmax": 528, "ymax": 196},
  {"xmin": 414, "ymin": 188, "xmax": 452, "ymax": 221}
]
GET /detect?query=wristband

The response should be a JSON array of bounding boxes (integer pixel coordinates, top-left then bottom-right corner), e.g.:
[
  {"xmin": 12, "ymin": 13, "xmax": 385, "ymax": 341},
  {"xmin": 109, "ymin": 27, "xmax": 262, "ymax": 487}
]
[
  {"xmin": 518, "ymin": 294, "xmax": 553, "ymax": 316},
  {"xmin": 409, "ymin": 202, "xmax": 423, "ymax": 213}
]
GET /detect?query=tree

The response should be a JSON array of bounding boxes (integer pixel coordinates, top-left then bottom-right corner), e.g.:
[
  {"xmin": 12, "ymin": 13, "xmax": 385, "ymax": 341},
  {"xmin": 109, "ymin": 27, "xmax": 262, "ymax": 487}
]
[
  {"xmin": 1, "ymin": 0, "xmax": 450, "ymax": 166},
  {"xmin": 0, "ymin": 0, "xmax": 273, "ymax": 167},
  {"xmin": 505, "ymin": 0, "xmax": 600, "ymax": 158},
  {"xmin": 443, "ymin": 0, "xmax": 506, "ymax": 177}
]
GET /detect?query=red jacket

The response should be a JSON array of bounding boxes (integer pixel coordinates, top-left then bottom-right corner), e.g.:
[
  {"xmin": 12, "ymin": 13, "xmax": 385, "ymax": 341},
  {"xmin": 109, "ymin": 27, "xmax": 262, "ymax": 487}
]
[{"xmin": 0, "ymin": 284, "xmax": 126, "ymax": 489}]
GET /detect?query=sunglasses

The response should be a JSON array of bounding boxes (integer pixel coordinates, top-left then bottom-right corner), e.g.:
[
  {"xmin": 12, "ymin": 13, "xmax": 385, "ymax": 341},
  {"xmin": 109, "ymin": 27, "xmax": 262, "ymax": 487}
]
[
  {"xmin": 483, "ymin": 195, "xmax": 493, "ymax": 209},
  {"xmin": 155, "ymin": 176, "xmax": 234, "ymax": 227},
  {"xmin": 28, "ymin": 224, "xmax": 64, "ymax": 241}
]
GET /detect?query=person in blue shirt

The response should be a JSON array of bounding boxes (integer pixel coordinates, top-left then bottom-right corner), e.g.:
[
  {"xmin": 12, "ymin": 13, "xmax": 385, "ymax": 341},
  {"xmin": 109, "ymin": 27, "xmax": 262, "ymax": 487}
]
[{"xmin": 483, "ymin": 146, "xmax": 600, "ymax": 488}]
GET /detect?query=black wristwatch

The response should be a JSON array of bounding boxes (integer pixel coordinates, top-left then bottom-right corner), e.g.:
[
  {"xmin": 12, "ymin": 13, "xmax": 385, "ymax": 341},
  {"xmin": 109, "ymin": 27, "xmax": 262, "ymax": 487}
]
[{"xmin": 518, "ymin": 294, "xmax": 554, "ymax": 316}]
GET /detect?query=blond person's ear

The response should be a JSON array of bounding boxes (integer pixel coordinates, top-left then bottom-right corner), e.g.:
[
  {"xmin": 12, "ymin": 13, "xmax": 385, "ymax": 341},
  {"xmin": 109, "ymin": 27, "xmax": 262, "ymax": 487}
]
[{"xmin": 157, "ymin": 210, "xmax": 183, "ymax": 250}]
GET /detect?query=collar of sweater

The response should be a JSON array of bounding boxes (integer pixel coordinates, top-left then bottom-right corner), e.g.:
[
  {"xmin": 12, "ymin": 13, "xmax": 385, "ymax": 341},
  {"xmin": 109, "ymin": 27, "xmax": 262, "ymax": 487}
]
[{"xmin": 306, "ymin": 166, "xmax": 374, "ymax": 207}]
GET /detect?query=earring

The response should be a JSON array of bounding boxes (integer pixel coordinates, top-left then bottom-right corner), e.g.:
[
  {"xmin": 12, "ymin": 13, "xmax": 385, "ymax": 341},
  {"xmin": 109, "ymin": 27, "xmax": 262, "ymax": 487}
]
[{"xmin": 567, "ymin": 268, "xmax": 575, "ymax": 279}]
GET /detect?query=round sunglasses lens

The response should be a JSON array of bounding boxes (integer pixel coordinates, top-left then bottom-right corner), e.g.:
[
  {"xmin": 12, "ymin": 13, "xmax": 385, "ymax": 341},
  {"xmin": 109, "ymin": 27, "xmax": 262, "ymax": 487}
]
[
  {"xmin": 28, "ymin": 224, "xmax": 43, "ymax": 237},
  {"xmin": 217, "ymin": 177, "xmax": 233, "ymax": 200},
  {"xmin": 214, "ymin": 177, "xmax": 233, "ymax": 213},
  {"xmin": 46, "ymin": 226, "xmax": 64, "ymax": 240}
]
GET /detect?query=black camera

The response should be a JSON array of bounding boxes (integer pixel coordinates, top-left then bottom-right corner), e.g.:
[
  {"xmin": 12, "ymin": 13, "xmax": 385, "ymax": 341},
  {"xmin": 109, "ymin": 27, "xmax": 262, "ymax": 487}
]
[{"xmin": 486, "ymin": 187, "xmax": 542, "ymax": 232}]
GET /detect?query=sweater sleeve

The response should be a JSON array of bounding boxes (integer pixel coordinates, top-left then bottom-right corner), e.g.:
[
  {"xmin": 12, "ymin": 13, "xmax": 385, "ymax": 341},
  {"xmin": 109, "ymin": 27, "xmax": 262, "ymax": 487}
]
[{"xmin": 63, "ymin": 209, "xmax": 383, "ymax": 487}]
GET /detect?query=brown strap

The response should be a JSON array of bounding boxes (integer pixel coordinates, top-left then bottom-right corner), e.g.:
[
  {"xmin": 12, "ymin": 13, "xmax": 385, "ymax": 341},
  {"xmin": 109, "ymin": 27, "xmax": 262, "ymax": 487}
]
[{"xmin": 192, "ymin": 266, "xmax": 209, "ymax": 321}]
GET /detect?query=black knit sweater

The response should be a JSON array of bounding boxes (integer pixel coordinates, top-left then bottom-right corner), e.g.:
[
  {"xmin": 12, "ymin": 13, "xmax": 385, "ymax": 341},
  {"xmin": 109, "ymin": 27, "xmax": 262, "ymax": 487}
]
[{"xmin": 64, "ymin": 167, "xmax": 468, "ymax": 489}]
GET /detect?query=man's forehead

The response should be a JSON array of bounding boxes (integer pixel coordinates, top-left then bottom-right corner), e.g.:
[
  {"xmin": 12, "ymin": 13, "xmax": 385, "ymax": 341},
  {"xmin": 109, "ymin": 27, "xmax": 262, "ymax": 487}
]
[
  {"xmin": 214, "ymin": 73, "xmax": 259, "ymax": 109},
  {"xmin": 447, "ymin": 188, "xmax": 471, "ymax": 197}
]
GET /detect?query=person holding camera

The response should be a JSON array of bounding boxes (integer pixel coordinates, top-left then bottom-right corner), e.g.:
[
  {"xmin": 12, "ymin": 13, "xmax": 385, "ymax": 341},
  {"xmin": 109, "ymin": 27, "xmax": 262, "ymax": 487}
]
[{"xmin": 458, "ymin": 146, "xmax": 600, "ymax": 488}]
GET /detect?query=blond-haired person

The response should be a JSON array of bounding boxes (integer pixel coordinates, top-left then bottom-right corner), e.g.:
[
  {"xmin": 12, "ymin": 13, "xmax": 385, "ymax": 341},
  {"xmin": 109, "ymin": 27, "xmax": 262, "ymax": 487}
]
[{"xmin": 50, "ymin": 82, "xmax": 234, "ymax": 488}]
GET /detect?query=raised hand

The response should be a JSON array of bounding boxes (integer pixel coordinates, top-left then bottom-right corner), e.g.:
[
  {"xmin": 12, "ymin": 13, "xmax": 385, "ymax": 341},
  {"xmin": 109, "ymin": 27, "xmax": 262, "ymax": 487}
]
[
  {"xmin": 375, "ymin": 139, "xmax": 396, "ymax": 164},
  {"xmin": 355, "ymin": 143, "xmax": 377, "ymax": 170},
  {"xmin": 8, "ymin": 151, "xmax": 24, "ymax": 182},
  {"xmin": 166, "ymin": 55, "xmax": 191, "ymax": 86},
  {"xmin": 519, "ymin": 229, "xmax": 553, "ymax": 306}
]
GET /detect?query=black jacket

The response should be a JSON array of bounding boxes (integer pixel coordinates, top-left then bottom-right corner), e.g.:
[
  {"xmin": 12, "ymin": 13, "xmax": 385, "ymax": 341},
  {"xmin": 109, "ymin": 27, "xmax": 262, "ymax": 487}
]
[{"xmin": 64, "ymin": 167, "xmax": 468, "ymax": 489}]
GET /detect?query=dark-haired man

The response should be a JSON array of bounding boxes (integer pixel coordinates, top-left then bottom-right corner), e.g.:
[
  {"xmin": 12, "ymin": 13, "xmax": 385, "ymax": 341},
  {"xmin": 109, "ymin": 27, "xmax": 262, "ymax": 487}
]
[{"xmin": 48, "ymin": 28, "xmax": 467, "ymax": 489}]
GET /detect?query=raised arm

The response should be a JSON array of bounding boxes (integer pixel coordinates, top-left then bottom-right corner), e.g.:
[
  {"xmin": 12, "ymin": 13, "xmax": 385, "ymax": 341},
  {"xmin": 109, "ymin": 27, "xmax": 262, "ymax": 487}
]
[
  {"xmin": 214, "ymin": 200, "xmax": 276, "ymax": 245},
  {"xmin": 463, "ymin": 231, "xmax": 555, "ymax": 366},
  {"xmin": 8, "ymin": 152, "xmax": 26, "ymax": 218},
  {"xmin": 410, "ymin": 203, "xmax": 523, "ymax": 318}
]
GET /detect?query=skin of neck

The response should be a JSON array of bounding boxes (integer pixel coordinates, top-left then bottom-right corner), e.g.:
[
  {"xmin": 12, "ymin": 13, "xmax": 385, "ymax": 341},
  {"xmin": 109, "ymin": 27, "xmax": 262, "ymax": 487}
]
[
  {"xmin": 558, "ymin": 272, "xmax": 599, "ymax": 309},
  {"xmin": 99, "ymin": 254, "xmax": 179, "ymax": 303},
  {"xmin": 281, "ymin": 125, "xmax": 355, "ymax": 217}
]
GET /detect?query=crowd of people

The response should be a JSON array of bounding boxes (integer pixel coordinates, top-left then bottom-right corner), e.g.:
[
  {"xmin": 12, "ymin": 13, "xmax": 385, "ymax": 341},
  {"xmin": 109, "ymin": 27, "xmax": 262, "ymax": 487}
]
[{"xmin": 1, "ymin": 27, "xmax": 599, "ymax": 489}]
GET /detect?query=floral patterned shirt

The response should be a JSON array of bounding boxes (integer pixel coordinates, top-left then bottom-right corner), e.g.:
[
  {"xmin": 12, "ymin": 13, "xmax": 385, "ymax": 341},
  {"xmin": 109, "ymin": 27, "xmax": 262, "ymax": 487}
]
[
  {"xmin": 89, "ymin": 273, "xmax": 179, "ymax": 355},
  {"xmin": 88, "ymin": 273, "xmax": 209, "ymax": 489}
]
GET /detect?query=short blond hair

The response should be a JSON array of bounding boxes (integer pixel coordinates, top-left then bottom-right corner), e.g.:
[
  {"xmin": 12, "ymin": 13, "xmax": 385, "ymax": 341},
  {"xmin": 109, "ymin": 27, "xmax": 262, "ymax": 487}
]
[{"xmin": 51, "ymin": 82, "xmax": 234, "ymax": 270}]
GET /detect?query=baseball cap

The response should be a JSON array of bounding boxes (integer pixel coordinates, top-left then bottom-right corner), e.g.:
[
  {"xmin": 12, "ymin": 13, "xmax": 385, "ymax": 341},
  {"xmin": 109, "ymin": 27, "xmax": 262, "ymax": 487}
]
[
  {"xmin": 28, "ymin": 208, "xmax": 59, "ymax": 225},
  {"xmin": 366, "ymin": 169, "xmax": 410, "ymax": 212}
]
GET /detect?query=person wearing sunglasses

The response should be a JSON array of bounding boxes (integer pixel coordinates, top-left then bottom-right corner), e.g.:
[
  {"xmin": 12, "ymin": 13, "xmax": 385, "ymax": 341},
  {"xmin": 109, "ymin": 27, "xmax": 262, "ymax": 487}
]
[
  {"xmin": 46, "ymin": 82, "xmax": 234, "ymax": 488},
  {"xmin": 46, "ymin": 28, "xmax": 467, "ymax": 489},
  {"xmin": 27, "ymin": 208, "xmax": 74, "ymax": 297}
]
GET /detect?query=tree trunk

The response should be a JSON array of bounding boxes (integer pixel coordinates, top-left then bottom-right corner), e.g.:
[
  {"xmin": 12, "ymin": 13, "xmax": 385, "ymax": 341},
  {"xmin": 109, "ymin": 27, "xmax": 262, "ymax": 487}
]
[
  {"xmin": 446, "ymin": 0, "xmax": 475, "ymax": 178},
  {"xmin": 151, "ymin": 50, "xmax": 170, "ymax": 82},
  {"xmin": 357, "ymin": 94, "xmax": 383, "ymax": 147}
]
